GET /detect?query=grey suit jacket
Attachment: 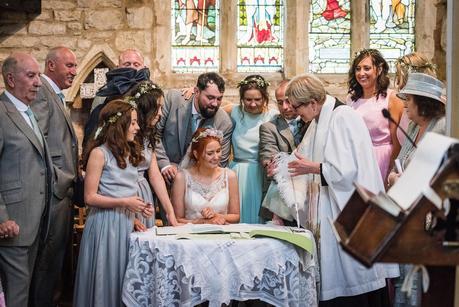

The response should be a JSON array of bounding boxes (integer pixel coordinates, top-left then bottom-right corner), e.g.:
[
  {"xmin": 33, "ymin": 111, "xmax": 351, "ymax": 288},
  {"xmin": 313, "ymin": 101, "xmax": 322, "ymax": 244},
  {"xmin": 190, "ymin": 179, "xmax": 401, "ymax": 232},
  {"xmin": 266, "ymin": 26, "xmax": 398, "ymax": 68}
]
[
  {"xmin": 259, "ymin": 115, "xmax": 308, "ymax": 162},
  {"xmin": 156, "ymin": 89, "xmax": 234, "ymax": 170},
  {"xmin": 0, "ymin": 93, "xmax": 52, "ymax": 246},
  {"xmin": 32, "ymin": 76, "xmax": 78, "ymax": 201}
]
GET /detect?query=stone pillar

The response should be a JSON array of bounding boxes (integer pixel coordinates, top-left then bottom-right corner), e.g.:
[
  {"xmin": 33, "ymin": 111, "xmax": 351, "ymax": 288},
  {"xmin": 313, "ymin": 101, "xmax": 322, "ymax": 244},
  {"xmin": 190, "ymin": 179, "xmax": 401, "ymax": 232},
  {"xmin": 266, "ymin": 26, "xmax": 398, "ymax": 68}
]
[
  {"xmin": 284, "ymin": 0, "xmax": 308, "ymax": 78},
  {"xmin": 220, "ymin": 0, "xmax": 237, "ymax": 74},
  {"xmin": 350, "ymin": 0, "xmax": 368, "ymax": 56},
  {"xmin": 152, "ymin": 0, "xmax": 172, "ymax": 80},
  {"xmin": 415, "ymin": 0, "xmax": 438, "ymax": 60}
]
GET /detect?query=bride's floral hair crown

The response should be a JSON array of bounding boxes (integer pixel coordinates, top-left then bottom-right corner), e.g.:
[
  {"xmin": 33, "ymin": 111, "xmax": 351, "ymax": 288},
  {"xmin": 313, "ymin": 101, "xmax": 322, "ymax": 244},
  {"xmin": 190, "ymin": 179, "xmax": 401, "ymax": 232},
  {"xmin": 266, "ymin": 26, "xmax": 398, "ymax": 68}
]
[{"xmin": 191, "ymin": 128, "xmax": 223, "ymax": 143}]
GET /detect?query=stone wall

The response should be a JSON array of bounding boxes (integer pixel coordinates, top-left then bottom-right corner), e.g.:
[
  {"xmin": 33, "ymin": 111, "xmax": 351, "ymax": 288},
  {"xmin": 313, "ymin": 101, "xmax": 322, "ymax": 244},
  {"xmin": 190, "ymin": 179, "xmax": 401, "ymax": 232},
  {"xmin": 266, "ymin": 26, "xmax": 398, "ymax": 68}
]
[{"xmin": 0, "ymin": 0, "xmax": 155, "ymax": 86}]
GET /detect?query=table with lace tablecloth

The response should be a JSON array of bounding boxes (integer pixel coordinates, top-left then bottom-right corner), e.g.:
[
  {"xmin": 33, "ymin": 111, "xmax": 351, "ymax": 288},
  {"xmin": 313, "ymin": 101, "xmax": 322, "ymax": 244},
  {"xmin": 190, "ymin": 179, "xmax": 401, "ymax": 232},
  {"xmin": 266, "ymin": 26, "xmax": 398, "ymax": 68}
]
[{"xmin": 122, "ymin": 228, "xmax": 319, "ymax": 307}]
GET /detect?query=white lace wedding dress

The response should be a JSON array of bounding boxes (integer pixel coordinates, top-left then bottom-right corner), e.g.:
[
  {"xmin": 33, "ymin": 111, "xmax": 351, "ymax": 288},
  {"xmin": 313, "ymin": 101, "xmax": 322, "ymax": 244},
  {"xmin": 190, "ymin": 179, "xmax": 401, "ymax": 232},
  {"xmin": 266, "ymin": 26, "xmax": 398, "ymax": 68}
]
[{"xmin": 183, "ymin": 168, "xmax": 229, "ymax": 220}]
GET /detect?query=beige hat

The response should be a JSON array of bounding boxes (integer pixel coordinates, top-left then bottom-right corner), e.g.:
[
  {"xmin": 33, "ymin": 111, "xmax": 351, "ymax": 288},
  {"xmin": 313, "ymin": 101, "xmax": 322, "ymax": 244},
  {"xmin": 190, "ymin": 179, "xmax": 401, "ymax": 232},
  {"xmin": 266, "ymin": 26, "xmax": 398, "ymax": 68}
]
[{"xmin": 397, "ymin": 72, "xmax": 445, "ymax": 104}]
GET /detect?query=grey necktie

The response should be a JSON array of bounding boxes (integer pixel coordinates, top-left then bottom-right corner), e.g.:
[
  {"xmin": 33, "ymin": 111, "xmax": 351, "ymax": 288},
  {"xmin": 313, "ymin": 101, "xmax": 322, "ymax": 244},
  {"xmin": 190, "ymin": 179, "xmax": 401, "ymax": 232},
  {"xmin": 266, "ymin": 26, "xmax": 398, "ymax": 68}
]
[
  {"xmin": 191, "ymin": 113, "xmax": 202, "ymax": 134},
  {"xmin": 25, "ymin": 108, "xmax": 44, "ymax": 147}
]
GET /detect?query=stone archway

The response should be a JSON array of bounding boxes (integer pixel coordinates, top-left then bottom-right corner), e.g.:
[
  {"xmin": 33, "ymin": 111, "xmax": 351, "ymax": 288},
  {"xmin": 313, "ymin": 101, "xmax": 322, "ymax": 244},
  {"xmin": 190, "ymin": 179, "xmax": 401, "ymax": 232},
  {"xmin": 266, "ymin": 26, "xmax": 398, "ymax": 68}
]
[{"xmin": 63, "ymin": 44, "xmax": 117, "ymax": 155}]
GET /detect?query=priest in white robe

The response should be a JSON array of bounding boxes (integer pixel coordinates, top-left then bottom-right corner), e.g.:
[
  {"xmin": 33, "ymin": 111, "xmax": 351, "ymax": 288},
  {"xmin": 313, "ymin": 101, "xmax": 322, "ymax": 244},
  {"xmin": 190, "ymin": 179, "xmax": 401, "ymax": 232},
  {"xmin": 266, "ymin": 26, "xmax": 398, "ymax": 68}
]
[{"xmin": 276, "ymin": 74, "xmax": 397, "ymax": 306}]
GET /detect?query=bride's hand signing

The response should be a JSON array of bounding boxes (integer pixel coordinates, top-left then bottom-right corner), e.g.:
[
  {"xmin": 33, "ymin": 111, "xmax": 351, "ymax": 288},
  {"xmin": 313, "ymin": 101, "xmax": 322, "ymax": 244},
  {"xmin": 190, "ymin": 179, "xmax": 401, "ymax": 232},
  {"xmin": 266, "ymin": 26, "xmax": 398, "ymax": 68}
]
[
  {"xmin": 123, "ymin": 196, "xmax": 146, "ymax": 213},
  {"xmin": 209, "ymin": 214, "xmax": 226, "ymax": 225},
  {"xmin": 288, "ymin": 152, "xmax": 320, "ymax": 177},
  {"xmin": 201, "ymin": 207, "xmax": 216, "ymax": 219}
]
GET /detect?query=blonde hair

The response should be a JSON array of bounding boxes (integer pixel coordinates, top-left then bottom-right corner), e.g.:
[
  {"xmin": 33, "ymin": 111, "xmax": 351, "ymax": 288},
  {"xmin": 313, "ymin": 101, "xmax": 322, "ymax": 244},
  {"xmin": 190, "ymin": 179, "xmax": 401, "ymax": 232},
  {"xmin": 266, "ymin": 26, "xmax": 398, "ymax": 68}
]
[
  {"xmin": 395, "ymin": 52, "xmax": 437, "ymax": 90},
  {"xmin": 285, "ymin": 74, "xmax": 326, "ymax": 106}
]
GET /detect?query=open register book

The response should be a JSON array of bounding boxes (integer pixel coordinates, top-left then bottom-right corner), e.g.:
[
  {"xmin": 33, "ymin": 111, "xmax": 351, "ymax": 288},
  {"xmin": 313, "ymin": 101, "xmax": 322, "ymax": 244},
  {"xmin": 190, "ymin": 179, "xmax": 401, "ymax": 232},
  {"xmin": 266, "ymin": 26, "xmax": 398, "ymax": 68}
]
[{"xmin": 155, "ymin": 224, "xmax": 314, "ymax": 253}]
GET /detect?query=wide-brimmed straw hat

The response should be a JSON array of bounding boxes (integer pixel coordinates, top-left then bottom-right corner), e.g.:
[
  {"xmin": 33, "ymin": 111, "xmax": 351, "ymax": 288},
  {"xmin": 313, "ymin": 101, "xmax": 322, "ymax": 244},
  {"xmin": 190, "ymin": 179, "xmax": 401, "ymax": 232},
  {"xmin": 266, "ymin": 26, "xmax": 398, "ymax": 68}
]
[{"xmin": 397, "ymin": 72, "xmax": 445, "ymax": 104}]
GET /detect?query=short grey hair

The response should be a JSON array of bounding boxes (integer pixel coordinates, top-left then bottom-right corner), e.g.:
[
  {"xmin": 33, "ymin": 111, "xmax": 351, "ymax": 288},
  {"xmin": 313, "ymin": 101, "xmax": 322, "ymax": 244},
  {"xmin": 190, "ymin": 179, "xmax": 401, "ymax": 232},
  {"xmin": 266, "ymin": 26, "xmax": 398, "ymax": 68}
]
[
  {"xmin": 286, "ymin": 74, "xmax": 326, "ymax": 106},
  {"xmin": 1, "ymin": 56, "xmax": 18, "ymax": 83}
]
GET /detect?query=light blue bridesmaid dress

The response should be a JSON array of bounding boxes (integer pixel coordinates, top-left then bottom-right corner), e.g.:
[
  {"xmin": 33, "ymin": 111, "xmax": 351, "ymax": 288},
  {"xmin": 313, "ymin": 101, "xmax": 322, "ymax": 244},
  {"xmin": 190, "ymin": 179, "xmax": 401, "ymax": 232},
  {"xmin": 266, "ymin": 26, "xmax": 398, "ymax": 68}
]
[
  {"xmin": 229, "ymin": 105, "xmax": 278, "ymax": 224},
  {"xmin": 74, "ymin": 145, "xmax": 137, "ymax": 307}
]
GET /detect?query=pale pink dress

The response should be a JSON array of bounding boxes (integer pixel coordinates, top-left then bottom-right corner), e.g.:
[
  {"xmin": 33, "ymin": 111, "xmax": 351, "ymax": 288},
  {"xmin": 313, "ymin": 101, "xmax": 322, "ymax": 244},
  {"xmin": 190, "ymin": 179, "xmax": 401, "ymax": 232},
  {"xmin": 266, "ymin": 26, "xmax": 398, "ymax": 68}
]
[{"xmin": 347, "ymin": 90, "xmax": 393, "ymax": 181}]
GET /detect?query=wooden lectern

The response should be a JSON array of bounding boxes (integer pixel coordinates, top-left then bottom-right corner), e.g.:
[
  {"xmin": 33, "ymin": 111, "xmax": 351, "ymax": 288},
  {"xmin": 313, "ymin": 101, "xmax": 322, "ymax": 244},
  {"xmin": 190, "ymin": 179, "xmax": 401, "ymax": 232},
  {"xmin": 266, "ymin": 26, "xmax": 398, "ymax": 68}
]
[
  {"xmin": 334, "ymin": 143, "xmax": 459, "ymax": 266},
  {"xmin": 333, "ymin": 142, "xmax": 459, "ymax": 307}
]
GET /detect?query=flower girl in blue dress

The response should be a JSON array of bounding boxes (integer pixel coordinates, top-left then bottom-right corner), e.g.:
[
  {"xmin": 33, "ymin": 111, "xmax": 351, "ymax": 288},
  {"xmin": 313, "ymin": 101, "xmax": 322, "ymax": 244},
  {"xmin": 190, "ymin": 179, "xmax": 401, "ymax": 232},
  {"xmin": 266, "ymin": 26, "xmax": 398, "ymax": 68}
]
[{"xmin": 74, "ymin": 99, "xmax": 153, "ymax": 307}]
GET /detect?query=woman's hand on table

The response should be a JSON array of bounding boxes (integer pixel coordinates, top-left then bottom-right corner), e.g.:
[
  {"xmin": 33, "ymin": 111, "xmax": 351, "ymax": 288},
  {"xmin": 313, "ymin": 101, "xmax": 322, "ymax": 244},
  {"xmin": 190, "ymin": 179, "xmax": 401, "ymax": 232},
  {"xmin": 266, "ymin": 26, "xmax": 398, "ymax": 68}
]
[
  {"xmin": 208, "ymin": 214, "xmax": 226, "ymax": 225},
  {"xmin": 167, "ymin": 214, "xmax": 183, "ymax": 226}
]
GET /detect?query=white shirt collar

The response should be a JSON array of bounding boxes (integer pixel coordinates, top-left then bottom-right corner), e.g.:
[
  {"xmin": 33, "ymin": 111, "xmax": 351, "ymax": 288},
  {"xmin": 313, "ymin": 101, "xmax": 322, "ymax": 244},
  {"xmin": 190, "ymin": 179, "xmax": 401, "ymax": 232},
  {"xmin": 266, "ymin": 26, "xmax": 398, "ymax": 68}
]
[
  {"xmin": 41, "ymin": 74, "xmax": 62, "ymax": 95},
  {"xmin": 191, "ymin": 97, "xmax": 200, "ymax": 116},
  {"xmin": 4, "ymin": 90, "xmax": 29, "ymax": 112}
]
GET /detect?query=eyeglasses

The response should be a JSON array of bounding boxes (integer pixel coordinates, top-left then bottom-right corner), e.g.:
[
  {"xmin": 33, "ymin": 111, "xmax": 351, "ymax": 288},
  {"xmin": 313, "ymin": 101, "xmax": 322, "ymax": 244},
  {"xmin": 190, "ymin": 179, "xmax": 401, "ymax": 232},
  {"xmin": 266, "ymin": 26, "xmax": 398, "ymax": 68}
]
[{"xmin": 291, "ymin": 103, "xmax": 304, "ymax": 111}]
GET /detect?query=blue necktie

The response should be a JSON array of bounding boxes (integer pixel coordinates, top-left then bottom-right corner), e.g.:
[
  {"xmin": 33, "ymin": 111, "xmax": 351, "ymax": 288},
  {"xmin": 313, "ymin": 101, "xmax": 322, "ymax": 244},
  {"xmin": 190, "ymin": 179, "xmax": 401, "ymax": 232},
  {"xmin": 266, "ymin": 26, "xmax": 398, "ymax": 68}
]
[
  {"xmin": 191, "ymin": 113, "xmax": 201, "ymax": 133},
  {"xmin": 57, "ymin": 92, "xmax": 68, "ymax": 111},
  {"xmin": 25, "ymin": 108, "xmax": 43, "ymax": 146},
  {"xmin": 290, "ymin": 120, "xmax": 303, "ymax": 146}
]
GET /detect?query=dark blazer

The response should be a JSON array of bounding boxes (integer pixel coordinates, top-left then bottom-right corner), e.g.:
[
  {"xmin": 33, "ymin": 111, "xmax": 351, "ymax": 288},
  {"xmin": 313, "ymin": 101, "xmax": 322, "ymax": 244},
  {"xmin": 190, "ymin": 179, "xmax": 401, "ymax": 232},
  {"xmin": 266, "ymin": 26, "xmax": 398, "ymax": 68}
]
[
  {"xmin": 0, "ymin": 93, "xmax": 52, "ymax": 246},
  {"xmin": 32, "ymin": 76, "xmax": 78, "ymax": 201},
  {"xmin": 156, "ymin": 89, "xmax": 234, "ymax": 170}
]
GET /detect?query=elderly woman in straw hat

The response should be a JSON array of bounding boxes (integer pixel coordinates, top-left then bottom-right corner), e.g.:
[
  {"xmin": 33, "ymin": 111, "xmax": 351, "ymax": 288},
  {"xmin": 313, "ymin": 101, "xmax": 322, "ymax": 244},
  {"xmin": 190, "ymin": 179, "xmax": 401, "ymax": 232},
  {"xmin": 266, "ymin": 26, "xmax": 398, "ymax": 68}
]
[
  {"xmin": 387, "ymin": 73, "xmax": 446, "ymax": 307},
  {"xmin": 387, "ymin": 72, "xmax": 446, "ymax": 188}
]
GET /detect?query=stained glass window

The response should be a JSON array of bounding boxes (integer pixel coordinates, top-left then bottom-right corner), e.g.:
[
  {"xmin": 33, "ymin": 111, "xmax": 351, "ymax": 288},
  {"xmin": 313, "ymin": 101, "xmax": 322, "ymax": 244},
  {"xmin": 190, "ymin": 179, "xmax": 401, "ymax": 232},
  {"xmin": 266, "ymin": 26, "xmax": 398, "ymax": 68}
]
[
  {"xmin": 237, "ymin": 0, "xmax": 284, "ymax": 72},
  {"xmin": 309, "ymin": 0, "xmax": 351, "ymax": 74},
  {"xmin": 370, "ymin": 0, "xmax": 416, "ymax": 71},
  {"xmin": 171, "ymin": 0, "xmax": 220, "ymax": 73}
]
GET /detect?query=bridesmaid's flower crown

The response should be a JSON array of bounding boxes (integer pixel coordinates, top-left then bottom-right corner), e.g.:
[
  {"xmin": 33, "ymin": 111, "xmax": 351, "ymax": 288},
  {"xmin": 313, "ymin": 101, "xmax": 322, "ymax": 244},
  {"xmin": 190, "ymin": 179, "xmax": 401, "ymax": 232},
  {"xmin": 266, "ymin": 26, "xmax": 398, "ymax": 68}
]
[
  {"xmin": 191, "ymin": 128, "xmax": 223, "ymax": 143},
  {"xmin": 134, "ymin": 82, "xmax": 161, "ymax": 99},
  {"xmin": 237, "ymin": 76, "xmax": 270, "ymax": 89}
]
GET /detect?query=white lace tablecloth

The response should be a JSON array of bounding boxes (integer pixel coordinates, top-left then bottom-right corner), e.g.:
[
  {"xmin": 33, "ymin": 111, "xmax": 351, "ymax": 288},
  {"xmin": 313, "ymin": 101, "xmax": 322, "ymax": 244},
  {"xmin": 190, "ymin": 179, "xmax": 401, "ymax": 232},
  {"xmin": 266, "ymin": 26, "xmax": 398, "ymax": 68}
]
[{"xmin": 122, "ymin": 229, "xmax": 319, "ymax": 307}]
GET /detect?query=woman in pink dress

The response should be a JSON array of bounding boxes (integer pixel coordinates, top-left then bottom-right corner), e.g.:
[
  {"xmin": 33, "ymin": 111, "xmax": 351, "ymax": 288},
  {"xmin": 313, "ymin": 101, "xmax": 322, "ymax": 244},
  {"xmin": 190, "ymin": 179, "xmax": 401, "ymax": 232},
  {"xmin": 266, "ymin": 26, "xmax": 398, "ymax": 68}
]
[{"xmin": 347, "ymin": 49, "xmax": 404, "ymax": 183}]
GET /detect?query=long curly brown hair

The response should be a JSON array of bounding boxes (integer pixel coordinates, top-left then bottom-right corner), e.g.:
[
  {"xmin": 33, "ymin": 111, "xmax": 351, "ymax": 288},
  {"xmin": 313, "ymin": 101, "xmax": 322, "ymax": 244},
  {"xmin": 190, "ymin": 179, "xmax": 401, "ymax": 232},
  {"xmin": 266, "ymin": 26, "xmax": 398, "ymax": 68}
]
[
  {"xmin": 126, "ymin": 80, "xmax": 164, "ymax": 150},
  {"xmin": 348, "ymin": 49, "xmax": 390, "ymax": 101},
  {"xmin": 83, "ymin": 99, "xmax": 143, "ymax": 170}
]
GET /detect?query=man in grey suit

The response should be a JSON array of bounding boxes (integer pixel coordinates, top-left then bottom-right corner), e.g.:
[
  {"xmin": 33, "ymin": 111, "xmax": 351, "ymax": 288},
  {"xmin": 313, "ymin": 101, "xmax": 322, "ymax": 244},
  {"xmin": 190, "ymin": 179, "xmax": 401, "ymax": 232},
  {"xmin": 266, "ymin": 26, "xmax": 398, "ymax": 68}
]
[
  {"xmin": 156, "ymin": 72, "xmax": 234, "ymax": 184},
  {"xmin": 258, "ymin": 80, "xmax": 308, "ymax": 223},
  {"xmin": 30, "ymin": 46, "xmax": 79, "ymax": 307},
  {"xmin": 0, "ymin": 52, "xmax": 52, "ymax": 307}
]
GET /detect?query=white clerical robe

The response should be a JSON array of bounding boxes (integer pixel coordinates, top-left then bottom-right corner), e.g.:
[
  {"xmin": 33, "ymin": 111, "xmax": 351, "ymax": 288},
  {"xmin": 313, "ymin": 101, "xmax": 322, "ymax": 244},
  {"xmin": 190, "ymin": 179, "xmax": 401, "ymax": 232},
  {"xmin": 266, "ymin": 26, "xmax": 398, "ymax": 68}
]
[{"xmin": 278, "ymin": 96, "xmax": 397, "ymax": 301}]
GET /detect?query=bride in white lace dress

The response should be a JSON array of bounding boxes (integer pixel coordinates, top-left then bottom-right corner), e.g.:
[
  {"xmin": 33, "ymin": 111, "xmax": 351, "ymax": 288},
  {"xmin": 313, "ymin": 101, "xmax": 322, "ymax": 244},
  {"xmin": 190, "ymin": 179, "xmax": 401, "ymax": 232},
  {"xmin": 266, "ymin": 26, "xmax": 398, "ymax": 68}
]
[{"xmin": 171, "ymin": 128, "xmax": 240, "ymax": 224}]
